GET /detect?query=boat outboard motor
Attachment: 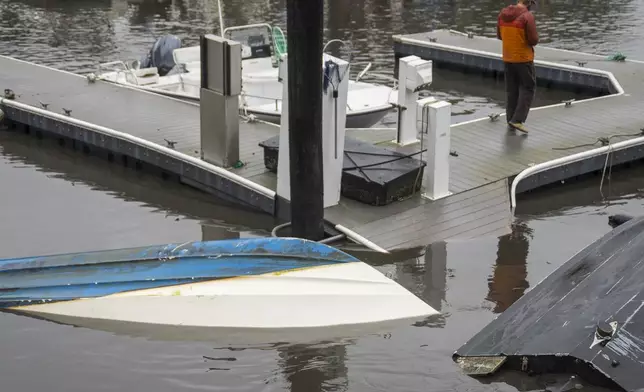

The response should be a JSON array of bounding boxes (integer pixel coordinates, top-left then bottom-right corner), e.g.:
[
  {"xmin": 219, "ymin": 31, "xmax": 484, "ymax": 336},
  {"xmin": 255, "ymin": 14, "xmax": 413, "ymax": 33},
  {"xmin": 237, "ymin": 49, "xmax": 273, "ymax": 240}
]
[{"xmin": 139, "ymin": 35, "xmax": 182, "ymax": 76}]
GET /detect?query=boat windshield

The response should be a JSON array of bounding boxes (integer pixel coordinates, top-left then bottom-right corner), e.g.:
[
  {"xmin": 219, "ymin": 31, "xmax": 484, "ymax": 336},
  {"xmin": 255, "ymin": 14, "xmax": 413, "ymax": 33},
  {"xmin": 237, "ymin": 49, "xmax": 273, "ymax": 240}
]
[{"xmin": 224, "ymin": 24, "xmax": 274, "ymax": 59}]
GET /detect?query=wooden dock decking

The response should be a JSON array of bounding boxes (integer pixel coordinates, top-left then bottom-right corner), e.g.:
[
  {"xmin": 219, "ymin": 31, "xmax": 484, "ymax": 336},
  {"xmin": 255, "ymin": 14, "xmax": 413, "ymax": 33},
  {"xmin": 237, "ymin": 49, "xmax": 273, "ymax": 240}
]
[{"xmin": 11, "ymin": 27, "xmax": 644, "ymax": 252}]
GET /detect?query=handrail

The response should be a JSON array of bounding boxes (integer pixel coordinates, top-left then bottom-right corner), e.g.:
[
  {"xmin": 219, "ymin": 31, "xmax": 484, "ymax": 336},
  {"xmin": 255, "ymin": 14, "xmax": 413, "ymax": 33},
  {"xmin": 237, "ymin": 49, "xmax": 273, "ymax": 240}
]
[
  {"xmin": 0, "ymin": 98, "xmax": 277, "ymax": 200},
  {"xmin": 222, "ymin": 23, "xmax": 273, "ymax": 37},
  {"xmin": 360, "ymin": 71, "xmax": 398, "ymax": 84},
  {"xmin": 94, "ymin": 61, "xmax": 147, "ymax": 86},
  {"xmin": 323, "ymin": 39, "xmax": 350, "ymax": 54},
  {"xmin": 510, "ymin": 135, "xmax": 644, "ymax": 211},
  {"xmin": 355, "ymin": 62, "xmax": 372, "ymax": 82},
  {"xmin": 96, "ymin": 60, "xmax": 129, "ymax": 74}
]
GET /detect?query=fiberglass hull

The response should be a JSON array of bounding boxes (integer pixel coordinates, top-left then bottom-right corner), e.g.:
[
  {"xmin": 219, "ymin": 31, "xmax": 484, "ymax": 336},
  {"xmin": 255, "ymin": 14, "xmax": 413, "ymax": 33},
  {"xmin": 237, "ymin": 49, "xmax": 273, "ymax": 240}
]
[{"xmin": 1, "ymin": 238, "xmax": 437, "ymax": 333}]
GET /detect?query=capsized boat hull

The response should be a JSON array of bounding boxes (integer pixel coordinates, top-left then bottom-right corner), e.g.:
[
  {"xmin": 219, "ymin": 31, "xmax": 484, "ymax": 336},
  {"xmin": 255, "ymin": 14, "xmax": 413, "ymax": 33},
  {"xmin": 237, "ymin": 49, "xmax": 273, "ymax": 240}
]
[
  {"xmin": 453, "ymin": 216, "xmax": 644, "ymax": 391},
  {"xmin": 1, "ymin": 238, "xmax": 437, "ymax": 331},
  {"xmin": 7, "ymin": 309, "xmax": 429, "ymax": 345}
]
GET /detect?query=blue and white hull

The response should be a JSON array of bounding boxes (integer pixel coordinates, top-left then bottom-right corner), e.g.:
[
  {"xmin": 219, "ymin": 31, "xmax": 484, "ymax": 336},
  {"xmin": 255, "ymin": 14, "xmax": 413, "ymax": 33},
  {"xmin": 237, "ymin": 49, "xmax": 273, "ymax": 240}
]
[{"xmin": 1, "ymin": 238, "xmax": 436, "ymax": 334}]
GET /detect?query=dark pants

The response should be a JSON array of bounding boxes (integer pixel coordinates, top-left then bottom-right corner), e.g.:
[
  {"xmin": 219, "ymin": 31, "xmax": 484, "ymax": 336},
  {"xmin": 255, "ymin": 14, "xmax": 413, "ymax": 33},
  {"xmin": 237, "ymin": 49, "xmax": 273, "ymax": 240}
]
[{"xmin": 504, "ymin": 62, "xmax": 536, "ymax": 124}]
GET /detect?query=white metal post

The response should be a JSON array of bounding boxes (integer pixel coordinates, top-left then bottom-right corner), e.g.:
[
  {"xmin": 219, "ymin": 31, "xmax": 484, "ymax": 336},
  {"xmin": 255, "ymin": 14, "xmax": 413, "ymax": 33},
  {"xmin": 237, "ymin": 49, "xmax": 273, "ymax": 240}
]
[
  {"xmin": 321, "ymin": 53, "xmax": 349, "ymax": 208},
  {"xmin": 200, "ymin": 34, "xmax": 242, "ymax": 168},
  {"xmin": 396, "ymin": 55, "xmax": 433, "ymax": 146},
  {"xmin": 276, "ymin": 56, "xmax": 291, "ymax": 201},
  {"xmin": 277, "ymin": 54, "xmax": 349, "ymax": 208},
  {"xmin": 422, "ymin": 100, "xmax": 452, "ymax": 201},
  {"xmin": 417, "ymin": 96, "xmax": 437, "ymax": 134}
]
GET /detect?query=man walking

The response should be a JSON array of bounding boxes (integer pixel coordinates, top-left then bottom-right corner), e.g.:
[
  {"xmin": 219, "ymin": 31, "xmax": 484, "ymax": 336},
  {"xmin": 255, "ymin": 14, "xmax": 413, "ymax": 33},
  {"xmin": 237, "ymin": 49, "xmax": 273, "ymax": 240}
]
[{"xmin": 497, "ymin": 0, "xmax": 539, "ymax": 133}]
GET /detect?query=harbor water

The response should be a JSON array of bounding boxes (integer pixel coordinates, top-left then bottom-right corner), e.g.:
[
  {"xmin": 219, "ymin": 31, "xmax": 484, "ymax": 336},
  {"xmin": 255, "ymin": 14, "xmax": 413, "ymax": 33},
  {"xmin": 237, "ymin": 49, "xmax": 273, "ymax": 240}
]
[{"xmin": 1, "ymin": 0, "xmax": 643, "ymax": 391}]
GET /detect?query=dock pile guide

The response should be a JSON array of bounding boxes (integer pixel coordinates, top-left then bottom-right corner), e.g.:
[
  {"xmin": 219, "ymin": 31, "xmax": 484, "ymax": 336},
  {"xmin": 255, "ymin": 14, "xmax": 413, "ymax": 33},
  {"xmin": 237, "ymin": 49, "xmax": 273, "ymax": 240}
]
[{"xmin": 200, "ymin": 34, "xmax": 242, "ymax": 168}]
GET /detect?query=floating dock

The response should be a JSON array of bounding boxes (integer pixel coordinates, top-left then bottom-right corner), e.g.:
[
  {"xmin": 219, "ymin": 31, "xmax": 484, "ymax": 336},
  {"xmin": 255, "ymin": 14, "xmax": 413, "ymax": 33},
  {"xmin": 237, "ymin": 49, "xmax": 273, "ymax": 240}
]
[
  {"xmin": 3, "ymin": 30, "xmax": 644, "ymax": 251},
  {"xmin": 392, "ymin": 30, "xmax": 644, "ymax": 197},
  {"xmin": 0, "ymin": 54, "xmax": 511, "ymax": 251}
]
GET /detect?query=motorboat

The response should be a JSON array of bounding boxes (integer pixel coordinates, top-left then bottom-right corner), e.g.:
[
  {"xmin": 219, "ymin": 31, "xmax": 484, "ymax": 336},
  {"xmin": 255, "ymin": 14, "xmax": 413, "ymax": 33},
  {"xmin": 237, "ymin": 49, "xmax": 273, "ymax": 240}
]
[
  {"xmin": 90, "ymin": 24, "xmax": 398, "ymax": 129},
  {"xmin": 0, "ymin": 237, "xmax": 437, "ymax": 339}
]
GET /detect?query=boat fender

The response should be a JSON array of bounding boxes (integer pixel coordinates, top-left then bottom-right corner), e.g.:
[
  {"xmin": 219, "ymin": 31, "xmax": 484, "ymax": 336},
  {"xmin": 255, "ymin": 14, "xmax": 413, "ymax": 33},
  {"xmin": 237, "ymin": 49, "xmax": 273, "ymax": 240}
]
[{"xmin": 608, "ymin": 213, "xmax": 634, "ymax": 228}]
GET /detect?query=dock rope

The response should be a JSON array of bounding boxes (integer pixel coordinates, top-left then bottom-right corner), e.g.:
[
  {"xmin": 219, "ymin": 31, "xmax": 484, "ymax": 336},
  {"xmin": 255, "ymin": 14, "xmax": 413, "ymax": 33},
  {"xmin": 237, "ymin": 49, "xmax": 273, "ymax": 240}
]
[
  {"xmin": 270, "ymin": 221, "xmax": 390, "ymax": 252},
  {"xmin": 552, "ymin": 130, "xmax": 644, "ymax": 151},
  {"xmin": 539, "ymin": 53, "xmax": 628, "ymax": 64},
  {"xmin": 552, "ymin": 130, "xmax": 644, "ymax": 198},
  {"xmin": 271, "ymin": 221, "xmax": 346, "ymax": 245},
  {"xmin": 599, "ymin": 143, "xmax": 614, "ymax": 199}
]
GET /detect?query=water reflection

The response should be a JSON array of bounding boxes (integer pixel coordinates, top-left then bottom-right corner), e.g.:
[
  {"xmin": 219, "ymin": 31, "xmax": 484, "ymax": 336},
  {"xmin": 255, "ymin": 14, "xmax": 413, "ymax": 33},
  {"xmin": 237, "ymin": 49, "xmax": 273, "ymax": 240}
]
[
  {"xmin": 0, "ymin": 130, "xmax": 277, "ymax": 258},
  {"xmin": 3, "ymin": 187, "xmax": 644, "ymax": 391},
  {"xmin": 487, "ymin": 220, "xmax": 532, "ymax": 313},
  {"xmin": 516, "ymin": 165, "xmax": 644, "ymax": 217},
  {"xmin": 125, "ymin": 0, "xmax": 174, "ymax": 26},
  {"xmin": 278, "ymin": 343, "xmax": 348, "ymax": 392}
]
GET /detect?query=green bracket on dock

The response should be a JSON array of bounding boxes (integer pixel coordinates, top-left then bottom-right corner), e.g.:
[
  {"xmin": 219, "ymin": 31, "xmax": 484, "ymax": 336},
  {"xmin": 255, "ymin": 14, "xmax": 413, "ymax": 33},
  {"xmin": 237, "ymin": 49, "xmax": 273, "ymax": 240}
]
[{"xmin": 608, "ymin": 53, "xmax": 627, "ymax": 62}]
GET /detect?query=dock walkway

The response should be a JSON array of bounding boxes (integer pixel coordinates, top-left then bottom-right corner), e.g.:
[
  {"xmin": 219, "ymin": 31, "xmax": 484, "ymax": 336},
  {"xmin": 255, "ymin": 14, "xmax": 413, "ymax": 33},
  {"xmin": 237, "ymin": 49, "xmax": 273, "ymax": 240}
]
[
  {"xmin": 327, "ymin": 30, "xmax": 644, "ymax": 249},
  {"xmin": 0, "ymin": 56, "xmax": 279, "ymax": 214},
  {"xmin": 392, "ymin": 30, "xmax": 644, "ymax": 195},
  {"xmin": 0, "ymin": 53, "xmax": 512, "ymax": 250},
  {"xmin": 8, "ymin": 28, "xmax": 644, "ymax": 251}
]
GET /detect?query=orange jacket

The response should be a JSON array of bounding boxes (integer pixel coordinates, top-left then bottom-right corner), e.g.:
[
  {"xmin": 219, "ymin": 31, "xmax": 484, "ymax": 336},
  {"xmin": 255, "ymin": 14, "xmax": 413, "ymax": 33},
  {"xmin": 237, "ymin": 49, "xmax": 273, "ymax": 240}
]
[{"xmin": 496, "ymin": 4, "xmax": 539, "ymax": 63}]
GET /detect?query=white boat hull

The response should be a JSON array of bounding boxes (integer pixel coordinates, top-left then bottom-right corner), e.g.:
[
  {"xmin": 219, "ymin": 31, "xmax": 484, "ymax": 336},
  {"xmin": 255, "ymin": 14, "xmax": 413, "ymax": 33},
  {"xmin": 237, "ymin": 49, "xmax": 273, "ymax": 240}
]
[
  {"xmin": 9, "ymin": 262, "xmax": 436, "ymax": 331},
  {"xmin": 93, "ymin": 52, "xmax": 397, "ymax": 129}
]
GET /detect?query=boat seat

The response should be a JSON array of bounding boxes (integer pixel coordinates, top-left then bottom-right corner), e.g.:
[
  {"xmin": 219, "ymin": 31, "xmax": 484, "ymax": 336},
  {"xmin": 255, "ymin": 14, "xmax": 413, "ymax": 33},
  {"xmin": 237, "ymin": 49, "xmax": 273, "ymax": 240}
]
[
  {"xmin": 173, "ymin": 46, "xmax": 200, "ymax": 66},
  {"xmin": 179, "ymin": 72, "xmax": 201, "ymax": 87},
  {"xmin": 183, "ymin": 61, "xmax": 201, "ymax": 73},
  {"xmin": 241, "ymin": 45, "xmax": 252, "ymax": 59},
  {"xmin": 125, "ymin": 67, "xmax": 160, "ymax": 86}
]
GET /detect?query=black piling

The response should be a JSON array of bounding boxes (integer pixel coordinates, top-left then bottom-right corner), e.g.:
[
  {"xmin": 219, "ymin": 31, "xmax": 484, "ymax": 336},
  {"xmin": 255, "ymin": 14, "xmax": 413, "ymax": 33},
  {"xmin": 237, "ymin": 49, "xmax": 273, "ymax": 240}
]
[{"xmin": 286, "ymin": 0, "xmax": 325, "ymax": 241}]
